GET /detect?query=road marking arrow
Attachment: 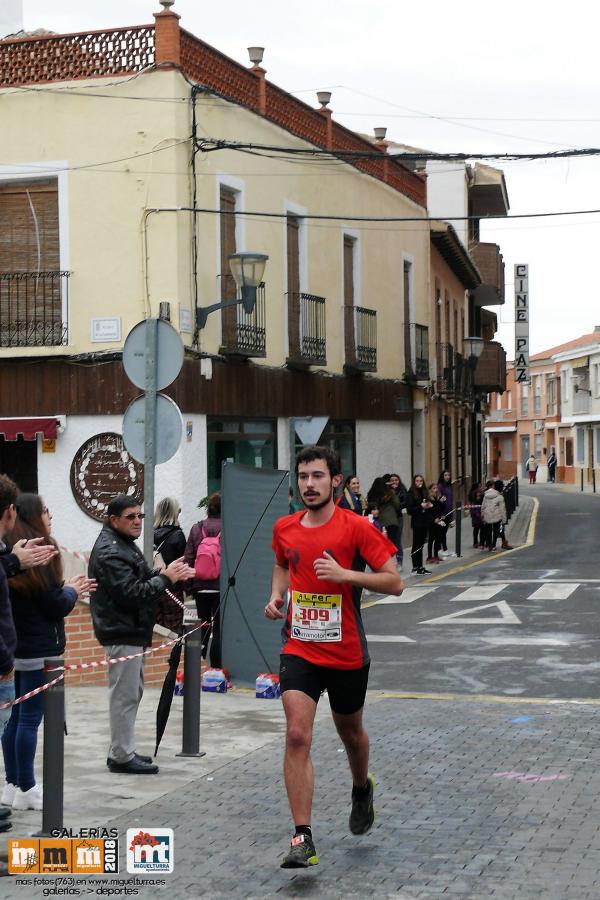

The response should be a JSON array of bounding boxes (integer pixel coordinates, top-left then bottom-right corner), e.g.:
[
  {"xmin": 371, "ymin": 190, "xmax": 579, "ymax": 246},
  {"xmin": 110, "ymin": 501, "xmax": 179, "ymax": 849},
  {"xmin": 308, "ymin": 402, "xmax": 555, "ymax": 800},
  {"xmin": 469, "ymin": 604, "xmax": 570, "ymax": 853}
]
[{"xmin": 420, "ymin": 600, "xmax": 521, "ymax": 625}]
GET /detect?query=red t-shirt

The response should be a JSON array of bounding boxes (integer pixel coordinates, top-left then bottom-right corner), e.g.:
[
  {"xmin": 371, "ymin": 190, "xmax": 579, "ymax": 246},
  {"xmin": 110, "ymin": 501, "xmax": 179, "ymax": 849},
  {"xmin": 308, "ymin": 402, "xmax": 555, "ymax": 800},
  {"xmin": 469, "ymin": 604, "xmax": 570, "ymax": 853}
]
[{"xmin": 272, "ymin": 506, "xmax": 397, "ymax": 669}]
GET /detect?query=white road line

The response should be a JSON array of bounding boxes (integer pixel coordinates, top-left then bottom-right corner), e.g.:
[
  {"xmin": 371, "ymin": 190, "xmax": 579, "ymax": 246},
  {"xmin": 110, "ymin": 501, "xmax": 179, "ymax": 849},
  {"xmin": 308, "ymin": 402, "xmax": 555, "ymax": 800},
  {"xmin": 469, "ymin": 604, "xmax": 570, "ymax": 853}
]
[
  {"xmin": 449, "ymin": 584, "xmax": 508, "ymax": 602},
  {"xmin": 375, "ymin": 587, "xmax": 437, "ymax": 605},
  {"xmin": 482, "ymin": 637, "xmax": 570, "ymax": 646},
  {"xmin": 527, "ymin": 583, "xmax": 579, "ymax": 600},
  {"xmin": 366, "ymin": 635, "xmax": 415, "ymax": 642}
]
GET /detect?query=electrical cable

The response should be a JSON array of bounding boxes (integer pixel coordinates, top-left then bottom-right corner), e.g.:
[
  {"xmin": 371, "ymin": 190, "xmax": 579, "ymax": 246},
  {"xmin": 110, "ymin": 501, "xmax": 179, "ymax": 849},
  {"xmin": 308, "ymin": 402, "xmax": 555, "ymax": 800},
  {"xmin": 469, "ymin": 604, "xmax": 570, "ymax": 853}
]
[{"xmin": 146, "ymin": 204, "xmax": 600, "ymax": 224}]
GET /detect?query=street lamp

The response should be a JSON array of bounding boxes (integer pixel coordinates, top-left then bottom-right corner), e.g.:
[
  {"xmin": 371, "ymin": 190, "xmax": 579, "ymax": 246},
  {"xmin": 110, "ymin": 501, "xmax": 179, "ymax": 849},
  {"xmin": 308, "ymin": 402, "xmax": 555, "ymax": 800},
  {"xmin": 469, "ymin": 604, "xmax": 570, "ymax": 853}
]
[
  {"xmin": 196, "ymin": 251, "xmax": 269, "ymax": 328},
  {"xmin": 228, "ymin": 251, "xmax": 268, "ymax": 313},
  {"xmin": 464, "ymin": 336, "xmax": 484, "ymax": 368}
]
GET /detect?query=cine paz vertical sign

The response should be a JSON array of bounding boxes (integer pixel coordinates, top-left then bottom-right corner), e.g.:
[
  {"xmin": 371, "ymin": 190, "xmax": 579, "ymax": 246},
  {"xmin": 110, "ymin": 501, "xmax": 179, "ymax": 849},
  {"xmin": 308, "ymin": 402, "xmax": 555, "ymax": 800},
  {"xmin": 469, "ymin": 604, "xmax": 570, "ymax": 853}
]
[{"xmin": 514, "ymin": 263, "xmax": 529, "ymax": 383}]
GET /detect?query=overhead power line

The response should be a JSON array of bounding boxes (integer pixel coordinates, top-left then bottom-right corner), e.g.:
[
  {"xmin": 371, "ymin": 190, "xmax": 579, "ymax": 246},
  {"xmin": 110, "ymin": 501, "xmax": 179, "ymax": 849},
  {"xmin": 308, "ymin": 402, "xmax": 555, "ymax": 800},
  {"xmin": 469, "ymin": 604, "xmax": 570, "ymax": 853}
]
[
  {"xmin": 197, "ymin": 138, "xmax": 600, "ymax": 163},
  {"xmin": 148, "ymin": 205, "xmax": 600, "ymax": 224}
]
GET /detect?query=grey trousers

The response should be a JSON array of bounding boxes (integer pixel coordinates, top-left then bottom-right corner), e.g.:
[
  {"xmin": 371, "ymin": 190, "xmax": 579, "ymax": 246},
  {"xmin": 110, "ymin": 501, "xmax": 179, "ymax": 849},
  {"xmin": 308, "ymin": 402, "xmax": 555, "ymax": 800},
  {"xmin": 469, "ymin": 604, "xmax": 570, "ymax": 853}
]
[{"xmin": 106, "ymin": 645, "xmax": 145, "ymax": 763}]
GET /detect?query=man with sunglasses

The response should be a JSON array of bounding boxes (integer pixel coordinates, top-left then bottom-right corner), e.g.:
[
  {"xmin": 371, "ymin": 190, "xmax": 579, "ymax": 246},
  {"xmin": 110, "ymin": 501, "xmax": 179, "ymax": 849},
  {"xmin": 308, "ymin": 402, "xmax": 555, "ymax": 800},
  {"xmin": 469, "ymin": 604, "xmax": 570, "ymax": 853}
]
[{"xmin": 89, "ymin": 494, "xmax": 193, "ymax": 774}]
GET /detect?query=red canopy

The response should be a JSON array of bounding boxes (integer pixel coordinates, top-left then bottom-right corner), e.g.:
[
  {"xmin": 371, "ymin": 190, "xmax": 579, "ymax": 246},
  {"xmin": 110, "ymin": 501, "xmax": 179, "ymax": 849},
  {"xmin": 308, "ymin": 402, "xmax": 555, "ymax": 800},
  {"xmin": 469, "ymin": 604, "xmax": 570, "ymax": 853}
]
[{"xmin": 0, "ymin": 418, "xmax": 58, "ymax": 441}]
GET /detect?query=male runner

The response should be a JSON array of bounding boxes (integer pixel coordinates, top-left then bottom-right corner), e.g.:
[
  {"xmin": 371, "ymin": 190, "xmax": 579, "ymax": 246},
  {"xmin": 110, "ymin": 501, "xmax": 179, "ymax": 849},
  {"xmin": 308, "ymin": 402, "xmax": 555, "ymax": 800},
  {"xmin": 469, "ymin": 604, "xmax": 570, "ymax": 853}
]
[{"xmin": 265, "ymin": 446, "xmax": 403, "ymax": 868}]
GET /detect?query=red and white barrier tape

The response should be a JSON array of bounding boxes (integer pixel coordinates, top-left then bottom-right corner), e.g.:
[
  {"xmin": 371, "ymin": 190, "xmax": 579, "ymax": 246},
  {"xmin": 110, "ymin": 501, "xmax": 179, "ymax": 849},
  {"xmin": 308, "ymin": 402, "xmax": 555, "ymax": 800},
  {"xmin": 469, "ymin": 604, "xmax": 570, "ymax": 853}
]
[
  {"xmin": 0, "ymin": 672, "xmax": 65, "ymax": 710},
  {"xmin": 46, "ymin": 625, "xmax": 203, "ymax": 673}
]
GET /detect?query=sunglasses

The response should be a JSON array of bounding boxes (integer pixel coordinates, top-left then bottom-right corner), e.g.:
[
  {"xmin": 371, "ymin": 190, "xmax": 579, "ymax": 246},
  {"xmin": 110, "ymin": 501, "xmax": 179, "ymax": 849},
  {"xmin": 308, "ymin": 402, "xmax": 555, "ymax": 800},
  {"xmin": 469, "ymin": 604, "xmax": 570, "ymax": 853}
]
[{"xmin": 122, "ymin": 512, "xmax": 145, "ymax": 521}]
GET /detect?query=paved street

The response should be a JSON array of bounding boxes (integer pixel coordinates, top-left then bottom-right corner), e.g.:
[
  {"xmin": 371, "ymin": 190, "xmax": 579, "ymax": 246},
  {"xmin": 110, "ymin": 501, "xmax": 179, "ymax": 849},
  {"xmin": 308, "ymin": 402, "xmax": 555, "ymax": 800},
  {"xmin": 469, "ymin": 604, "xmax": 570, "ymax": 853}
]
[
  {"xmin": 366, "ymin": 484, "xmax": 600, "ymax": 698},
  {"xmin": 6, "ymin": 483, "xmax": 600, "ymax": 899}
]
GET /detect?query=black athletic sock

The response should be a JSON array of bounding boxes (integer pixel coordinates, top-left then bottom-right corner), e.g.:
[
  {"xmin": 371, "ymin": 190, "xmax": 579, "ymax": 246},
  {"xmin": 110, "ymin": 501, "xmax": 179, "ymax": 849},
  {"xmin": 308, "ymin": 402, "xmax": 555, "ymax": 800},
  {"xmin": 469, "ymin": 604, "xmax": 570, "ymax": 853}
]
[
  {"xmin": 294, "ymin": 825, "xmax": 312, "ymax": 839},
  {"xmin": 352, "ymin": 781, "xmax": 370, "ymax": 798}
]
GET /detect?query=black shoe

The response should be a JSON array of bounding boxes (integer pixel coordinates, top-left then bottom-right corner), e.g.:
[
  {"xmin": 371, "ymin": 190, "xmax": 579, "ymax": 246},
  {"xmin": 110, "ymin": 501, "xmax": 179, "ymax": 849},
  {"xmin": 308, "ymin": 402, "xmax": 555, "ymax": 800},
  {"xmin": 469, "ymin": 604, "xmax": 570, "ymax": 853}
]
[
  {"xmin": 106, "ymin": 752, "xmax": 153, "ymax": 768},
  {"xmin": 411, "ymin": 568, "xmax": 419, "ymax": 573},
  {"xmin": 0, "ymin": 808, "xmax": 11, "ymax": 822},
  {"xmin": 349, "ymin": 773, "xmax": 376, "ymax": 835},
  {"xmin": 107, "ymin": 757, "xmax": 159, "ymax": 775},
  {"xmin": 0, "ymin": 821, "xmax": 11, "ymax": 834},
  {"xmin": 281, "ymin": 833, "xmax": 319, "ymax": 868},
  {"xmin": 416, "ymin": 567, "xmax": 431, "ymax": 575}
]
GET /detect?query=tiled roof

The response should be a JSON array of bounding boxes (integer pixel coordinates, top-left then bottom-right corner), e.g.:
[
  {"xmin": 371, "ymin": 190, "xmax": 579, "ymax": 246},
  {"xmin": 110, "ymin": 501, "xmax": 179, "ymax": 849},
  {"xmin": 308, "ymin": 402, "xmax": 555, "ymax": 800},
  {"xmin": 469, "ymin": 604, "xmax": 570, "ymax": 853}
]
[{"xmin": 529, "ymin": 331, "xmax": 600, "ymax": 362}]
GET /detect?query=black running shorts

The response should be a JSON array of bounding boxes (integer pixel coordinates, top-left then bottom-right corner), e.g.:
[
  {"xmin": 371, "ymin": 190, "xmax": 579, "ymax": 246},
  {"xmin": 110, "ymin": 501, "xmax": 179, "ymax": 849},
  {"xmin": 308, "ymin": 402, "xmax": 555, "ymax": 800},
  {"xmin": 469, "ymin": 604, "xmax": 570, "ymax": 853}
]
[{"xmin": 279, "ymin": 653, "xmax": 370, "ymax": 715}]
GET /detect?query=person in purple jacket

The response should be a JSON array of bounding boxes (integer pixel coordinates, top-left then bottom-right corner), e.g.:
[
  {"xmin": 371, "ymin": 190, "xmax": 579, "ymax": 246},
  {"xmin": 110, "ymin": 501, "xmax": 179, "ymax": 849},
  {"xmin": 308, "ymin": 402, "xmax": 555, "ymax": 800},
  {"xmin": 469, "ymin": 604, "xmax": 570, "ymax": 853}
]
[{"xmin": 436, "ymin": 470, "xmax": 454, "ymax": 558}]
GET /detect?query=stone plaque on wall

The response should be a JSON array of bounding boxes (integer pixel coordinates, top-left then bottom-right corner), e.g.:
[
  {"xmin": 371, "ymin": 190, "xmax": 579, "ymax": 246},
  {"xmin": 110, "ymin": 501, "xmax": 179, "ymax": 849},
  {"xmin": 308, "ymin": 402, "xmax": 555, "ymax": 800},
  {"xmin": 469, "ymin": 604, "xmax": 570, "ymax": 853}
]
[{"xmin": 70, "ymin": 432, "xmax": 144, "ymax": 521}]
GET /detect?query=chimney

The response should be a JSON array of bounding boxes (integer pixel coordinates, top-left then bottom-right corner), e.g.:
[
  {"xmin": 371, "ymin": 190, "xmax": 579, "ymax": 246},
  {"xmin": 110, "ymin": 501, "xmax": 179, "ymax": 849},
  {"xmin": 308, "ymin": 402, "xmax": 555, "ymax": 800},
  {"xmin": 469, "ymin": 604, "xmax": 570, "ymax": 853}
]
[
  {"xmin": 248, "ymin": 47, "xmax": 266, "ymax": 115},
  {"xmin": 316, "ymin": 91, "xmax": 333, "ymax": 150},
  {"xmin": 154, "ymin": 0, "xmax": 181, "ymax": 67},
  {"xmin": 0, "ymin": 0, "xmax": 23, "ymax": 39}
]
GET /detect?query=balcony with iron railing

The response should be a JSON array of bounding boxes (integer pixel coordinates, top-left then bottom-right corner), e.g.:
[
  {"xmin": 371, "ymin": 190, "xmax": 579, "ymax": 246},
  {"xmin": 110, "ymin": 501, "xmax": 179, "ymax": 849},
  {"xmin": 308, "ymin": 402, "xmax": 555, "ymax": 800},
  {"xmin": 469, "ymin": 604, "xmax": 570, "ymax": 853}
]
[
  {"xmin": 436, "ymin": 342, "xmax": 455, "ymax": 395},
  {"xmin": 487, "ymin": 408, "xmax": 517, "ymax": 422},
  {"xmin": 344, "ymin": 305, "xmax": 376, "ymax": 372},
  {"xmin": 218, "ymin": 274, "xmax": 266, "ymax": 358},
  {"xmin": 404, "ymin": 323, "xmax": 429, "ymax": 381},
  {"xmin": 287, "ymin": 292, "xmax": 326, "ymax": 367},
  {"xmin": 0, "ymin": 272, "xmax": 69, "ymax": 348}
]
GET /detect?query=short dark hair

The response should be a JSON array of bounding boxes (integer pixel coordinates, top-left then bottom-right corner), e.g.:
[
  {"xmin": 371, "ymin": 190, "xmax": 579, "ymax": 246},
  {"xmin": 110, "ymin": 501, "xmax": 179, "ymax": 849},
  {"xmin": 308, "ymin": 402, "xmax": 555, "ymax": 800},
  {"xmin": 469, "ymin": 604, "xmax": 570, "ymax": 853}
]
[
  {"xmin": 0, "ymin": 474, "xmax": 18, "ymax": 518},
  {"xmin": 485, "ymin": 480, "xmax": 494, "ymax": 489},
  {"xmin": 107, "ymin": 494, "xmax": 140, "ymax": 519},
  {"xmin": 295, "ymin": 445, "xmax": 341, "ymax": 478},
  {"xmin": 494, "ymin": 479, "xmax": 504, "ymax": 492}
]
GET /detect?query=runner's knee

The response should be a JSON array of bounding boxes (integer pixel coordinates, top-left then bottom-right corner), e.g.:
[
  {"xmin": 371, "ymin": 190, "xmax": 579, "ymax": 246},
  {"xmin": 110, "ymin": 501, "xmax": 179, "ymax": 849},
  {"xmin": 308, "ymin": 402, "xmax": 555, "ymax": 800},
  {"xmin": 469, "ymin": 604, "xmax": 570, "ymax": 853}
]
[{"xmin": 286, "ymin": 723, "xmax": 312, "ymax": 753}]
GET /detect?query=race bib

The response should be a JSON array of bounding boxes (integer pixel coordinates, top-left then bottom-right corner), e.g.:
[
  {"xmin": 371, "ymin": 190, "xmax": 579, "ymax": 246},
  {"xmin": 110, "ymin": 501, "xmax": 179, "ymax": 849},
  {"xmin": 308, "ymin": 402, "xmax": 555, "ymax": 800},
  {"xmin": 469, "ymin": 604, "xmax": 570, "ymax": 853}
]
[{"xmin": 290, "ymin": 591, "xmax": 342, "ymax": 642}]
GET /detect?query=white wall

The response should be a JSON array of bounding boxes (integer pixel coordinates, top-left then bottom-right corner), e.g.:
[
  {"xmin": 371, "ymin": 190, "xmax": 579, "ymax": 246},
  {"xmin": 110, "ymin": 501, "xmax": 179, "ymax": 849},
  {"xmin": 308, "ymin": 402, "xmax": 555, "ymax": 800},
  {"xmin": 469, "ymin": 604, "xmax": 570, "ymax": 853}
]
[
  {"xmin": 356, "ymin": 420, "xmax": 412, "ymax": 494},
  {"xmin": 426, "ymin": 162, "xmax": 469, "ymax": 248},
  {"xmin": 37, "ymin": 414, "xmax": 208, "ymax": 553}
]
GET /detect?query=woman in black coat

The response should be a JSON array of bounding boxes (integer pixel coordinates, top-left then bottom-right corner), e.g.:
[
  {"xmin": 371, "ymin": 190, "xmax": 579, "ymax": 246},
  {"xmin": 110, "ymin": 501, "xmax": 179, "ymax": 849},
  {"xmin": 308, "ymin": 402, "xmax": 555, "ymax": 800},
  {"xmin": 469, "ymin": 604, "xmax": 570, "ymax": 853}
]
[
  {"xmin": 1, "ymin": 494, "xmax": 93, "ymax": 811},
  {"xmin": 153, "ymin": 497, "xmax": 187, "ymax": 634},
  {"xmin": 405, "ymin": 475, "xmax": 434, "ymax": 575}
]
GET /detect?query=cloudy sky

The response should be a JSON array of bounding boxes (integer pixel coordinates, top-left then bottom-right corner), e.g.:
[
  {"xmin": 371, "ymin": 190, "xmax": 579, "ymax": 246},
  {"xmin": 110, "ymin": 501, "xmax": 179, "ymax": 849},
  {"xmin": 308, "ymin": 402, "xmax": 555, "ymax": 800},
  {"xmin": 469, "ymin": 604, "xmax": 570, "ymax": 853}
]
[{"xmin": 11, "ymin": 0, "xmax": 600, "ymax": 355}]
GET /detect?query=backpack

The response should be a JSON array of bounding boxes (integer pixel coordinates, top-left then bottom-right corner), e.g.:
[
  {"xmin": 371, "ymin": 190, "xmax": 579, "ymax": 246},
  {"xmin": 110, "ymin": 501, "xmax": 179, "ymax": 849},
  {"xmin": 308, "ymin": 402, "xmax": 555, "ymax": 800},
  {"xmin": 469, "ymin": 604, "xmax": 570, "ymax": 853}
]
[{"xmin": 194, "ymin": 525, "xmax": 221, "ymax": 580}]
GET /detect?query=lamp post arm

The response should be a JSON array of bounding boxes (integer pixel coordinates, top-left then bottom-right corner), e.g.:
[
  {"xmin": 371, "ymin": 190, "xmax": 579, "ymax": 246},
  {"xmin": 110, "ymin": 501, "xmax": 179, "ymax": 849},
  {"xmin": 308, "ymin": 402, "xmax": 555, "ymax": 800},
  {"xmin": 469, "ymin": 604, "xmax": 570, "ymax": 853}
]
[{"xmin": 196, "ymin": 297, "xmax": 243, "ymax": 329}]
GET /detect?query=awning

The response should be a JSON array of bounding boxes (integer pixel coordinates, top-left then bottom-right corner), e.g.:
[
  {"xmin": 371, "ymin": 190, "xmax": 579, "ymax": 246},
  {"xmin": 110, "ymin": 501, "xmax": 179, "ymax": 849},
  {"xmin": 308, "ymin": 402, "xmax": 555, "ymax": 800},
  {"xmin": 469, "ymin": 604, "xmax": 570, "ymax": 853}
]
[{"xmin": 0, "ymin": 417, "xmax": 58, "ymax": 441}]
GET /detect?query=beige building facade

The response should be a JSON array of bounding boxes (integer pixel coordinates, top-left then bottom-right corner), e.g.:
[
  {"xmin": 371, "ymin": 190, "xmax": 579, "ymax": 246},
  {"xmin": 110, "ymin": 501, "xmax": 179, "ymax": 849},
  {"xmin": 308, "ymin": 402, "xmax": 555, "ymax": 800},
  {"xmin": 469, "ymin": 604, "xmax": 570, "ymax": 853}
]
[{"xmin": 0, "ymin": 5, "xmax": 437, "ymax": 550}]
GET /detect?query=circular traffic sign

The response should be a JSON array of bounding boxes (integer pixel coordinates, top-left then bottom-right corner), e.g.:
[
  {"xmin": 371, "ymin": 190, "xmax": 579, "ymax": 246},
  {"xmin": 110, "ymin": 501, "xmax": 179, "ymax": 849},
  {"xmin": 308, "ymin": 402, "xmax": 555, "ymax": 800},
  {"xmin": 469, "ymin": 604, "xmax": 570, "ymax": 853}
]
[
  {"xmin": 123, "ymin": 319, "xmax": 184, "ymax": 391},
  {"xmin": 122, "ymin": 393, "xmax": 183, "ymax": 464}
]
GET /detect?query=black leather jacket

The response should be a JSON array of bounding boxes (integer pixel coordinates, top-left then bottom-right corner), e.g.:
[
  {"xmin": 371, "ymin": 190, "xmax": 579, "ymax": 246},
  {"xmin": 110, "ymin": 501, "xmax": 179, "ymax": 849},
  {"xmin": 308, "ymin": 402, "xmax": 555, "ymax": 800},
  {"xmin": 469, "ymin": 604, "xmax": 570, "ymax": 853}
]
[{"xmin": 88, "ymin": 524, "xmax": 169, "ymax": 647}]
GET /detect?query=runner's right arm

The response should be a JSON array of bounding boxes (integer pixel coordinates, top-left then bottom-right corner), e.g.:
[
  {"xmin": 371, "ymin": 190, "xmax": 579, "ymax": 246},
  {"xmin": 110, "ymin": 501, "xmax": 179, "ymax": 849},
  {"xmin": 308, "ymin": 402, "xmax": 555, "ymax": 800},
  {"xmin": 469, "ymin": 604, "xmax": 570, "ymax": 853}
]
[{"xmin": 265, "ymin": 562, "xmax": 289, "ymax": 619}]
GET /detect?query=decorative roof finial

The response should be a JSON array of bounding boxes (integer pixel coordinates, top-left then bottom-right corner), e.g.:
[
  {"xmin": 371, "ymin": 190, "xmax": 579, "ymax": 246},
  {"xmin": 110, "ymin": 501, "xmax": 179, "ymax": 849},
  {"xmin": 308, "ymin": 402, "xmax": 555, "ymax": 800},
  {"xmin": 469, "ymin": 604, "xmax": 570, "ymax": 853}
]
[{"xmin": 159, "ymin": 0, "xmax": 175, "ymax": 9}]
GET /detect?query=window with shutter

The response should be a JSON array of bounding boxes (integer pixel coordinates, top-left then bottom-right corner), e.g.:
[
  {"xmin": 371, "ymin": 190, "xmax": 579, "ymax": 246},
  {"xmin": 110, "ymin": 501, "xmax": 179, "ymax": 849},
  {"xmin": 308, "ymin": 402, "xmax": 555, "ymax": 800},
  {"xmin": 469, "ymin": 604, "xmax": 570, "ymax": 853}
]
[
  {"xmin": 287, "ymin": 215, "xmax": 300, "ymax": 357},
  {"xmin": 0, "ymin": 179, "xmax": 66, "ymax": 346},
  {"xmin": 219, "ymin": 187, "xmax": 237, "ymax": 346}
]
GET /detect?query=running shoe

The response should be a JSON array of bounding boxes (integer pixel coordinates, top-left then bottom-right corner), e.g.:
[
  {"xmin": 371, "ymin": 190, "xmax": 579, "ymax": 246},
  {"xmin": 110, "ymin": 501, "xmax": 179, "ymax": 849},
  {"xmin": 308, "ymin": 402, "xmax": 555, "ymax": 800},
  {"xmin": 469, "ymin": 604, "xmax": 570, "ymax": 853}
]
[
  {"xmin": 349, "ymin": 773, "xmax": 376, "ymax": 835},
  {"xmin": 281, "ymin": 833, "xmax": 319, "ymax": 868}
]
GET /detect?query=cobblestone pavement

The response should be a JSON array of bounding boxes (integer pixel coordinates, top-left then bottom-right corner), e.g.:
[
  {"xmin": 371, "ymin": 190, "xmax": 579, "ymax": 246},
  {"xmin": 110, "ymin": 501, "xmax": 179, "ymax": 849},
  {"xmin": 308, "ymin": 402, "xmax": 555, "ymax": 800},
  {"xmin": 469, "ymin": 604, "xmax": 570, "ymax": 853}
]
[{"xmin": 9, "ymin": 694, "xmax": 592, "ymax": 900}]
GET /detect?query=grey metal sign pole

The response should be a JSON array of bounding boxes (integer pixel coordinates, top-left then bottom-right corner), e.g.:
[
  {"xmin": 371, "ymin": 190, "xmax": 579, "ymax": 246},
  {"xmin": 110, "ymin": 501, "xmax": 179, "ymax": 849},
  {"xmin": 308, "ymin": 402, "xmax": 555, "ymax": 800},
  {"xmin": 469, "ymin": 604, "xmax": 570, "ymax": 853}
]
[{"xmin": 143, "ymin": 318, "xmax": 158, "ymax": 565}]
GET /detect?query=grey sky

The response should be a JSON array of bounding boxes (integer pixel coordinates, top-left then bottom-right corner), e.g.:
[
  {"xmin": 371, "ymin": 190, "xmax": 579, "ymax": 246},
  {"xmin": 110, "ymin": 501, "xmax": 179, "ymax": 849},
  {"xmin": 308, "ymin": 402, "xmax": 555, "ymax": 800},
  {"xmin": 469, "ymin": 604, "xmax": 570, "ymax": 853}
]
[{"xmin": 17, "ymin": 0, "xmax": 600, "ymax": 356}]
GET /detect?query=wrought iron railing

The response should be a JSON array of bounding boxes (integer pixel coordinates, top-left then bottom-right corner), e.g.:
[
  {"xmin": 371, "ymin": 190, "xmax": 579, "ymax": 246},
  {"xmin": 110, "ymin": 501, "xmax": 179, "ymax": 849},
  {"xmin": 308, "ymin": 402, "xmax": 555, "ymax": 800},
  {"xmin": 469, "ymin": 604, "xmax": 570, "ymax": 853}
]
[
  {"xmin": 436, "ymin": 342, "xmax": 454, "ymax": 394},
  {"xmin": 288, "ymin": 292, "xmax": 326, "ymax": 365},
  {"xmin": 219, "ymin": 274, "xmax": 266, "ymax": 357},
  {"xmin": 0, "ymin": 272, "xmax": 69, "ymax": 347},
  {"xmin": 404, "ymin": 323, "xmax": 429, "ymax": 380},
  {"xmin": 345, "ymin": 305, "xmax": 376, "ymax": 371}
]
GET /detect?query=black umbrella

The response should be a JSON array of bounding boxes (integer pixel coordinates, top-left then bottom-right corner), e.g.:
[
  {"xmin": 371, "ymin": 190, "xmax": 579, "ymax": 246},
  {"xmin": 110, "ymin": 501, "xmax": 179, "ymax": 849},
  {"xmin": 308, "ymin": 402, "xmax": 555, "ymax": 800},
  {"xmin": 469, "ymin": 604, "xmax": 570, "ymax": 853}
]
[{"xmin": 154, "ymin": 639, "xmax": 183, "ymax": 757}]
